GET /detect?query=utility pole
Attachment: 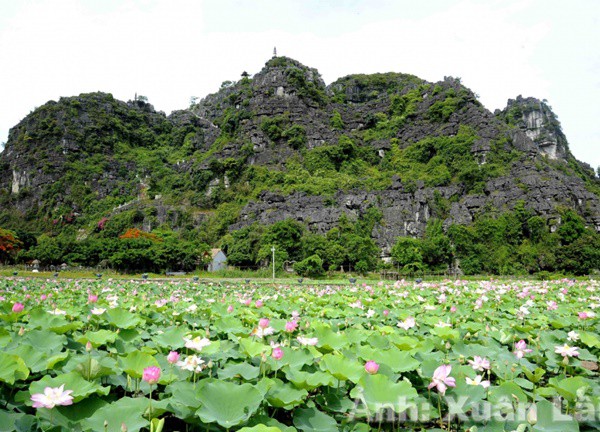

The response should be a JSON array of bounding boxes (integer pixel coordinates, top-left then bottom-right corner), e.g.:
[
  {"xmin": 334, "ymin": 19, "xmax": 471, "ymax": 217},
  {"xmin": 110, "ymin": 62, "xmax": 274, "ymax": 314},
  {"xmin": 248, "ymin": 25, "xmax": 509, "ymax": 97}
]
[{"xmin": 271, "ymin": 246, "xmax": 276, "ymax": 279}]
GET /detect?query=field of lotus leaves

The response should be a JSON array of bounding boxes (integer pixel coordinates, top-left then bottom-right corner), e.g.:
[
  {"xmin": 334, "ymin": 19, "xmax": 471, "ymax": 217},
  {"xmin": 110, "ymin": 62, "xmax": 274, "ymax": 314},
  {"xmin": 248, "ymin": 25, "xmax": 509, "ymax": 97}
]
[{"xmin": 0, "ymin": 276, "xmax": 599, "ymax": 431}]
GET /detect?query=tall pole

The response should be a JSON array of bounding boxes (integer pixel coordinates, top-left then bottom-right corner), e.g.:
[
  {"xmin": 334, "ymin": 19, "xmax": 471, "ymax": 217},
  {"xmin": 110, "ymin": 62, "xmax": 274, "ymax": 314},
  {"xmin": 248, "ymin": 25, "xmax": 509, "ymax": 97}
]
[{"xmin": 271, "ymin": 246, "xmax": 276, "ymax": 280}]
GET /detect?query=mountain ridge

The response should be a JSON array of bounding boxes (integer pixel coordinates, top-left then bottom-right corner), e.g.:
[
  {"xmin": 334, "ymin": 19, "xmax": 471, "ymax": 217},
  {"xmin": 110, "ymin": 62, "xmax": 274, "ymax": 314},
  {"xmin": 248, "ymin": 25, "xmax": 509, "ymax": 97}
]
[{"xmin": 0, "ymin": 56, "xmax": 598, "ymax": 274}]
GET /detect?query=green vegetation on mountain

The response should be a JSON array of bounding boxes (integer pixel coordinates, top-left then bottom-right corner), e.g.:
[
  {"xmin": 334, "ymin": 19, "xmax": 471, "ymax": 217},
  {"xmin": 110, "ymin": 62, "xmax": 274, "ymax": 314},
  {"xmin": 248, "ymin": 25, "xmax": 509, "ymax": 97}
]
[{"xmin": 0, "ymin": 57, "xmax": 598, "ymax": 275}]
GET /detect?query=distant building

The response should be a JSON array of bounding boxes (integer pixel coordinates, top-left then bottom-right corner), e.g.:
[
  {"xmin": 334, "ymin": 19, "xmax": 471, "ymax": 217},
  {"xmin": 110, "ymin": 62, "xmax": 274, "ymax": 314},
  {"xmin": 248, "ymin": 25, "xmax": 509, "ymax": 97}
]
[{"xmin": 206, "ymin": 249, "xmax": 227, "ymax": 272}]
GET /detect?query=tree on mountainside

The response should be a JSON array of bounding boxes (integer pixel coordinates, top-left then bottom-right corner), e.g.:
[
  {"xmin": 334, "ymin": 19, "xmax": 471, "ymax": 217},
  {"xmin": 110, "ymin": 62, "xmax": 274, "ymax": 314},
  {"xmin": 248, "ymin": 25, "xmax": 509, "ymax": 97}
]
[{"xmin": 0, "ymin": 228, "xmax": 22, "ymax": 264}]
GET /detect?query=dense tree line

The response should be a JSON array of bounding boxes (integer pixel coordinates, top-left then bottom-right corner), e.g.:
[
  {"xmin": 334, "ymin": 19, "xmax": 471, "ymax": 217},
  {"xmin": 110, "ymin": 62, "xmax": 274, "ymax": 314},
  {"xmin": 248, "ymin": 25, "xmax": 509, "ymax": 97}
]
[
  {"xmin": 391, "ymin": 203, "xmax": 600, "ymax": 276},
  {"xmin": 1, "ymin": 201, "xmax": 598, "ymax": 276}
]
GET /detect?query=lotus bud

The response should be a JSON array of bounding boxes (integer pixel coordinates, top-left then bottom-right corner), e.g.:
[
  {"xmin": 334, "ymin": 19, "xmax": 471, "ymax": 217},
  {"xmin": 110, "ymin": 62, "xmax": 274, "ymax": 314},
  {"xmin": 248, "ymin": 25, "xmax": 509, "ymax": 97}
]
[
  {"xmin": 18, "ymin": 327, "xmax": 25, "ymax": 336},
  {"xmin": 86, "ymin": 341, "xmax": 92, "ymax": 352},
  {"xmin": 527, "ymin": 406, "xmax": 537, "ymax": 425},
  {"xmin": 121, "ymin": 423, "xmax": 128, "ymax": 432}
]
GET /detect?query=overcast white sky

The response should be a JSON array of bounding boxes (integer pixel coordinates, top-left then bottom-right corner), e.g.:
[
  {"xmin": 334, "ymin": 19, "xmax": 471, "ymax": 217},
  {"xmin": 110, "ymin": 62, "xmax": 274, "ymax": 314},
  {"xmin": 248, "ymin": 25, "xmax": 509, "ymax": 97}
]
[{"xmin": 0, "ymin": 0, "xmax": 599, "ymax": 170}]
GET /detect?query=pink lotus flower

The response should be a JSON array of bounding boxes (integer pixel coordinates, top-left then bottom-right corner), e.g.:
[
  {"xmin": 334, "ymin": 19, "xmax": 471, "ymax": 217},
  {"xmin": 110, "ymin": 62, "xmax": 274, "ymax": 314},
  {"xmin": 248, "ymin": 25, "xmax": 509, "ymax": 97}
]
[
  {"xmin": 397, "ymin": 317, "xmax": 416, "ymax": 330},
  {"xmin": 365, "ymin": 360, "xmax": 379, "ymax": 374},
  {"xmin": 382, "ymin": 309, "xmax": 389, "ymax": 317},
  {"xmin": 31, "ymin": 385, "xmax": 74, "ymax": 409},
  {"xmin": 184, "ymin": 335, "xmax": 211, "ymax": 351},
  {"xmin": 450, "ymin": 305, "xmax": 457, "ymax": 313},
  {"xmin": 167, "ymin": 351, "xmax": 180, "ymax": 364},
  {"xmin": 514, "ymin": 340, "xmax": 533, "ymax": 359},
  {"xmin": 272, "ymin": 347, "xmax": 283, "ymax": 360},
  {"xmin": 285, "ymin": 321, "xmax": 298, "ymax": 332},
  {"xmin": 578, "ymin": 311, "xmax": 596, "ymax": 320},
  {"xmin": 88, "ymin": 294, "xmax": 98, "ymax": 303},
  {"xmin": 468, "ymin": 356, "xmax": 490, "ymax": 371},
  {"xmin": 40, "ymin": 294, "xmax": 47, "ymax": 301},
  {"xmin": 251, "ymin": 325, "xmax": 274, "ymax": 338},
  {"xmin": 243, "ymin": 298, "xmax": 252, "ymax": 306},
  {"xmin": 428, "ymin": 365, "xmax": 456, "ymax": 394},
  {"xmin": 555, "ymin": 344, "xmax": 579, "ymax": 357},
  {"xmin": 12, "ymin": 302, "xmax": 24, "ymax": 313},
  {"xmin": 176, "ymin": 354, "xmax": 204, "ymax": 373},
  {"xmin": 142, "ymin": 366, "xmax": 161, "ymax": 384},
  {"xmin": 255, "ymin": 300, "xmax": 263, "ymax": 308},
  {"xmin": 227, "ymin": 305, "xmax": 234, "ymax": 313},
  {"xmin": 297, "ymin": 336, "xmax": 318, "ymax": 346},
  {"xmin": 466, "ymin": 375, "xmax": 490, "ymax": 388},
  {"xmin": 546, "ymin": 301, "xmax": 558, "ymax": 310},
  {"xmin": 258, "ymin": 318, "xmax": 270, "ymax": 329}
]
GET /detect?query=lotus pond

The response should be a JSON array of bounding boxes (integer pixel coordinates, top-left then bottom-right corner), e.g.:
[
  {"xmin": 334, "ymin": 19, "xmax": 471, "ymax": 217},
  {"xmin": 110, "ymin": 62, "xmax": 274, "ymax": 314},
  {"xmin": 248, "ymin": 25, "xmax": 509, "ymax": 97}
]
[{"xmin": 0, "ymin": 277, "xmax": 599, "ymax": 431}]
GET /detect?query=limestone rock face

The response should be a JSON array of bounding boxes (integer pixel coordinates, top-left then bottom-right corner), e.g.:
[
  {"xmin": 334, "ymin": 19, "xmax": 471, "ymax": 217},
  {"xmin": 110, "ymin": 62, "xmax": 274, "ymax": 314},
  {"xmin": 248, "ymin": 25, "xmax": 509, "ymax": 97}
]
[
  {"xmin": 0, "ymin": 57, "xmax": 598, "ymax": 240},
  {"xmin": 499, "ymin": 96, "xmax": 570, "ymax": 160}
]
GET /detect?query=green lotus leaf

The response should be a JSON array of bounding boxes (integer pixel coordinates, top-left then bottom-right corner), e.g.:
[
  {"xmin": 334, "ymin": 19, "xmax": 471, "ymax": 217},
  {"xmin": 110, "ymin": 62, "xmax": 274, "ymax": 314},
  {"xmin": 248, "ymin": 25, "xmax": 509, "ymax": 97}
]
[
  {"xmin": 75, "ymin": 355, "xmax": 120, "ymax": 380},
  {"xmin": 238, "ymin": 426, "xmax": 283, "ymax": 432},
  {"xmin": 365, "ymin": 333, "xmax": 390, "ymax": 350},
  {"xmin": 119, "ymin": 351, "xmax": 159, "ymax": 379},
  {"xmin": 20, "ymin": 329, "xmax": 67, "ymax": 353},
  {"xmin": 219, "ymin": 361, "xmax": 260, "ymax": 380},
  {"xmin": 29, "ymin": 371, "xmax": 110, "ymax": 403},
  {"xmin": 240, "ymin": 337, "xmax": 269, "ymax": 358},
  {"xmin": 214, "ymin": 316, "xmax": 250, "ymax": 335},
  {"xmin": 452, "ymin": 341, "xmax": 498, "ymax": 358},
  {"xmin": 0, "ymin": 411, "xmax": 38, "ymax": 432},
  {"xmin": 195, "ymin": 379, "xmax": 263, "ymax": 428},
  {"xmin": 357, "ymin": 345, "xmax": 420, "ymax": 373},
  {"xmin": 152, "ymin": 326, "xmax": 188, "ymax": 349},
  {"xmin": 531, "ymin": 399, "xmax": 579, "ymax": 432},
  {"xmin": 34, "ymin": 395, "xmax": 108, "ymax": 430},
  {"xmin": 313, "ymin": 324, "xmax": 348, "ymax": 351},
  {"xmin": 549, "ymin": 376, "xmax": 591, "ymax": 403},
  {"xmin": 488, "ymin": 381, "xmax": 529, "ymax": 404},
  {"xmin": 118, "ymin": 328, "xmax": 142, "ymax": 343},
  {"xmin": 513, "ymin": 377, "xmax": 534, "ymax": 390},
  {"xmin": 316, "ymin": 387, "xmax": 355, "ymax": 413},
  {"xmin": 293, "ymin": 407, "xmax": 338, "ymax": 432},
  {"xmin": 0, "ymin": 352, "xmax": 29, "ymax": 384},
  {"xmin": 78, "ymin": 329, "xmax": 118, "ymax": 347},
  {"xmin": 284, "ymin": 367, "xmax": 335, "ymax": 390},
  {"xmin": 447, "ymin": 379, "xmax": 486, "ymax": 414},
  {"xmin": 319, "ymin": 353, "xmax": 364, "ymax": 383},
  {"xmin": 539, "ymin": 331, "xmax": 564, "ymax": 352},
  {"xmin": 255, "ymin": 377, "xmax": 275, "ymax": 397},
  {"xmin": 105, "ymin": 307, "xmax": 145, "ymax": 329},
  {"xmin": 246, "ymin": 415, "xmax": 297, "ymax": 432},
  {"xmin": 349, "ymin": 374, "xmax": 418, "ymax": 416},
  {"xmin": 281, "ymin": 348, "xmax": 315, "ymax": 369},
  {"xmin": 522, "ymin": 366, "xmax": 545, "ymax": 384},
  {"xmin": 26, "ymin": 309, "xmax": 82, "ymax": 333},
  {"xmin": 83, "ymin": 396, "xmax": 149, "ymax": 432},
  {"xmin": 0, "ymin": 328, "xmax": 11, "ymax": 348},
  {"xmin": 430, "ymin": 326, "xmax": 460, "ymax": 341},
  {"xmin": 10, "ymin": 344, "xmax": 66, "ymax": 373},
  {"xmin": 0, "ymin": 411, "xmax": 25, "ymax": 432},
  {"xmin": 579, "ymin": 331, "xmax": 600, "ymax": 348},
  {"xmin": 266, "ymin": 378, "xmax": 308, "ymax": 409},
  {"xmin": 389, "ymin": 335, "xmax": 420, "ymax": 351},
  {"xmin": 199, "ymin": 339, "xmax": 221, "ymax": 355},
  {"xmin": 165, "ymin": 380, "xmax": 205, "ymax": 411},
  {"xmin": 345, "ymin": 328, "xmax": 369, "ymax": 345}
]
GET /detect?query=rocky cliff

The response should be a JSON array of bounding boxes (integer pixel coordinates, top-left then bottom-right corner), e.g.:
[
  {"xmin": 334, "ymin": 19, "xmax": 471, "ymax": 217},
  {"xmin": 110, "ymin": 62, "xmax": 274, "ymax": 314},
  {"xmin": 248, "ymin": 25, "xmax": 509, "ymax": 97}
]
[{"xmin": 0, "ymin": 56, "xmax": 598, "ymax": 251}]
